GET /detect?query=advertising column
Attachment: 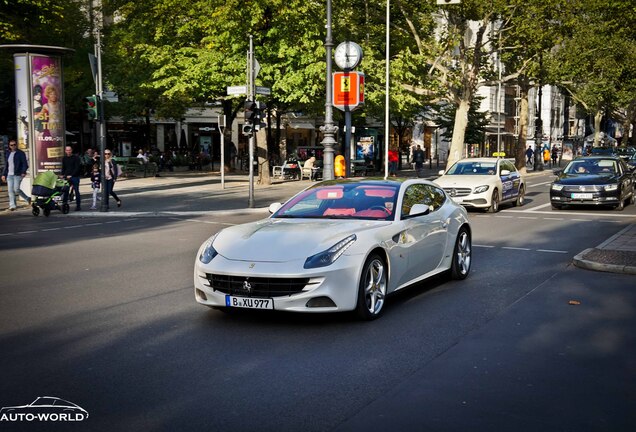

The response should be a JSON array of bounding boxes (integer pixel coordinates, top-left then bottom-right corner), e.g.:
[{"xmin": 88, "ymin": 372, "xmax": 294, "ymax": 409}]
[{"xmin": 11, "ymin": 49, "xmax": 69, "ymax": 177}]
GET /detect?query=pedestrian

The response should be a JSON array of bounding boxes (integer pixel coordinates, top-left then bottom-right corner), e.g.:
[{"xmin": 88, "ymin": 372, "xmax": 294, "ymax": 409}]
[
  {"xmin": 388, "ymin": 146, "xmax": 398, "ymax": 177},
  {"xmin": 543, "ymin": 147, "xmax": 550, "ymax": 166},
  {"xmin": 61, "ymin": 145, "xmax": 82, "ymax": 211},
  {"xmin": 525, "ymin": 146, "xmax": 534, "ymax": 166},
  {"xmin": 137, "ymin": 148, "xmax": 148, "ymax": 164},
  {"xmin": 90, "ymin": 164, "xmax": 101, "ymax": 210},
  {"xmin": 1, "ymin": 139, "xmax": 31, "ymax": 211},
  {"xmin": 103, "ymin": 150, "xmax": 122, "ymax": 209},
  {"xmin": 551, "ymin": 146, "xmax": 558, "ymax": 167},
  {"xmin": 413, "ymin": 145, "xmax": 425, "ymax": 177}
]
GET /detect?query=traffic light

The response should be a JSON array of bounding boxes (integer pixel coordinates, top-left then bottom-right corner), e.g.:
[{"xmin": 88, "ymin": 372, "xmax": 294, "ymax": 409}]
[
  {"xmin": 253, "ymin": 101, "xmax": 266, "ymax": 131},
  {"xmin": 244, "ymin": 100, "xmax": 256, "ymax": 125},
  {"xmin": 83, "ymin": 95, "xmax": 98, "ymax": 121},
  {"xmin": 242, "ymin": 123, "xmax": 253, "ymax": 136}
]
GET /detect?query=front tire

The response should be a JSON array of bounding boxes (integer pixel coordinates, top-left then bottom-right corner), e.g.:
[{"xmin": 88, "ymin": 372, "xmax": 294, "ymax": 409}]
[
  {"xmin": 451, "ymin": 227, "xmax": 471, "ymax": 280},
  {"xmin": 487, "ymin": 189, "xmax": 499, "ymax": 213},
  {"xmin": 615, "ymin": 196, "xmax": 625, "ymax": 211},
  {"xmin": 355, "ymin": 254, "xmax": 387, "ymax": 320},
  {"xmin": 32, "ymin": 206, "xmax": 40, "ymax": 216},
  {"xmin": 43, "ymin": 207, "xmax": 51, "ymax": 217}
]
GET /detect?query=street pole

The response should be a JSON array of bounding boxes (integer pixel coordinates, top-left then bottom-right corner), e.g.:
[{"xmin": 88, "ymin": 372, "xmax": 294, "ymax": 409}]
[
  {"xmin": 384, "ymin": 0, "xmax": 390, "ymax": 180},
  {"xmin": 320, "ymin": 0, "xmax": 337, "ymax": 180},
  {"xmin": 219, "ymin": 114, "xmax": 225, "ymax": 189},
  {"xmin": 534, "ymin": 84, "xmax": 544, "ymax": 171},
  {"xmin": 96, "ymin": 29, "xmax": 109, "ymax": 211},
  {"xmin": 248, "ymin": 36, "xmax": 255, "ymax": 207}
]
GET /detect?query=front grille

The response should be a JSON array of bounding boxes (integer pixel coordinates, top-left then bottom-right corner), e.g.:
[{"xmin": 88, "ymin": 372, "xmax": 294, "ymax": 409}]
[
  {"xmin": 563, "ymin": 185, "xmax": 602, "ymax": 193},
  {"xmin": 205, "ymin": 274, "xmax": 310, "ymax": 297},
  {"xmin": 443, "ymin": 187, "xmax": 472, "ymax": 197}
]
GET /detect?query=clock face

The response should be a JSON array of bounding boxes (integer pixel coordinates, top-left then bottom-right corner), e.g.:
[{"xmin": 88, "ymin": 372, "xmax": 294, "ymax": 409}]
[{"xmin": 334, "ymin": 41, "xmax": 362, "ymax": 70}]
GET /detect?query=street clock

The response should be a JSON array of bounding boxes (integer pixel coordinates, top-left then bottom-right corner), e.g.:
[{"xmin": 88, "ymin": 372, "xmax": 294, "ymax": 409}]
[{"xmin": 334, "ymin": 41, "xmax": 363, "ymax": 70}]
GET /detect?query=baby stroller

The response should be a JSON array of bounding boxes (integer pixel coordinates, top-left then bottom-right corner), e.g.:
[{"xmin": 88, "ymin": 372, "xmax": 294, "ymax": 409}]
[{"xmin": 31, "ymin": 171, "xmax": 70, "ymax": 217}]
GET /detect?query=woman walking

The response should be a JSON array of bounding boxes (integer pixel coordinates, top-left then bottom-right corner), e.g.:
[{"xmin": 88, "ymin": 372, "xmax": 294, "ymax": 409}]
[{"xmin": 104, "ymin": 150, "xmax": 122, "ymax": 209}]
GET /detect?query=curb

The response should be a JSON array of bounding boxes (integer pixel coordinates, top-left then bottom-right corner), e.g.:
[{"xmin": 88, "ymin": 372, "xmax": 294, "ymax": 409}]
[{"xmin": 573, "ymin": 248, "xmax": 636, "ymax": 275}]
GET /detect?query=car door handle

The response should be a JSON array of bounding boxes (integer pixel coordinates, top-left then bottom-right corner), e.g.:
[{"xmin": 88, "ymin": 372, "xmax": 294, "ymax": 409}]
[{"xmin": 442, "ymin": 222, "xmax": 448, "ymax": 229}]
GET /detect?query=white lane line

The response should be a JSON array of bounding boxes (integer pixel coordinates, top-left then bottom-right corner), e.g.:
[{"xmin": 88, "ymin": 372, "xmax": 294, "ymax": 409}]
[
  {"xmin": 528, "ymin": 181, "xmax": 553, "ymax": 188},
  {"xmin": 543, "ymin": 217, "xmax": 564, "ymax": 221},
  {"xmin": 42, "ymin": 228, "xmax": 61, "ymax": 231},
  {"xmin": 518, "ymin": 216, "xmax": 538, "ymax": 219},
  {"xmin": 518, "ymin": 203, "xmax": 553, "ymax": 212},
  {"xmin": 503, "ymin": 208, "xmax": 636, "ymax": 218},
  {"xmin": 502, "ymin": 247, "xmax": 532, "ymax": 251},
  {"xmin": 495, "ymin": 215, "xmax": 514, "ymax": 218},
  {"xmin": 84, "ymin": 222, "xmax": 103, "ymax": 226},
  {"xmin": 570, "ymin": 219, "xmax": 590, "ymax": 222},
  {"xmin": 537, "ymin": 249, "xmax": 568, "ymax": 253},
  {"xmin": 0, "ymin": 233, "xmax": 13, "ymax": 236},
  {"xmin": 105, "ymin": 220, "xmax": 120, "ymax": 224},
  {"xmin": 17, "ymin": 231, "xmax": 37, "ymax": 234},
  {"xmin": 64, "ymin": 225, "xmax": 84, "ymax": 229},
  {"xmin": 474, "ymin": 244, "xmax": 495, "ymax": 248}
]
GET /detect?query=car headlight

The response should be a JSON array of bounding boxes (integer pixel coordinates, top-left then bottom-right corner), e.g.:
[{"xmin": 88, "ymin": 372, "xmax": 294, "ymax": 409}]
[
  {"xmin": 551, "ymin": 184, "xmax": 564, "ymax": 191},
  {"xmin": 604, "ymin": 184, "xmax": 618, "ymax": 191},
  {"xmin": 473, "ymin": 185, "xmax": 489, "ymax": 193},
  {"xmin": 304, "ymin": 234, "xmax": 356, "ymax": 269},
  {"xmin": 199, "ymin": 234, "xmax": 219, "ymax": 264}
]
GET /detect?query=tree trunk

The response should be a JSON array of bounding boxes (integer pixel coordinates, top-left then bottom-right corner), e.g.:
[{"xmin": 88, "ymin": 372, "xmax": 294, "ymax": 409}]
[
  {"xmin": 256, "ymin": 128, "xmax": 271, "ymax": 185},
  {"xmin": 593, "ymin": 110, "xmax": 603, "ymax": 147},
  {"xmin": 516, "ymin": 80, "xmax": 530, "ymax": 172},
  {"xmin": 446, "ymin": 98, "xmax": 470, "ymax": 169}
]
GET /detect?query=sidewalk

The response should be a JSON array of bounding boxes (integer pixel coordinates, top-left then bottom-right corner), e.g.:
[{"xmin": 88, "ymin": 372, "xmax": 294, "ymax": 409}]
[{"xmin": 4, "ymin": 166, "xmax": 635, "ymax": 275}]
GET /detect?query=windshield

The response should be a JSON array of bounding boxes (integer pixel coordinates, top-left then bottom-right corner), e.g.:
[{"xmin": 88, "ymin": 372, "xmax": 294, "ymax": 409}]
[
  {"xmin": 564, "ymin": 159, "xmax": 618, "ymax": 175},
  {"xmin": 273, "ymin": 183, "xmax": 399, "ymax": 220},
  {"xmin": 446, "ymin": 161, "xmax": 497, "ymax": 175}
]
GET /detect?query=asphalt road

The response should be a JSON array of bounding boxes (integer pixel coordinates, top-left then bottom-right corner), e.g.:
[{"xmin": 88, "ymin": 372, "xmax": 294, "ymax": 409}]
[{"xmin": 1, "ymin": 171, "xmax": 635, "ymax": 431}]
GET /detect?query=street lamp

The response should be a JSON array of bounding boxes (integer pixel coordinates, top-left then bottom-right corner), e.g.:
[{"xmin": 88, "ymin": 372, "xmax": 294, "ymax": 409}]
[{"xmin": 320, "ymin": 0, "xmax": 338, "ymax": 180}]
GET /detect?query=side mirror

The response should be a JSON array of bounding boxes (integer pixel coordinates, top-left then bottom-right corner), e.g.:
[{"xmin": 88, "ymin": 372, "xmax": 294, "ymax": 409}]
[
  {"xmin": 438, "ymin": 170, "xmax": 445, "ymax": 176},
  {"xmin": 408, "ymin": 203, "xmax": 431, "ymax": 217},
  {"xmin": 500, "ymin": 169, "xmax": 510, "ymax": 176},
  {"xmin": 268, "ymin": 203, "xmax": 282, "ymax": 214}
]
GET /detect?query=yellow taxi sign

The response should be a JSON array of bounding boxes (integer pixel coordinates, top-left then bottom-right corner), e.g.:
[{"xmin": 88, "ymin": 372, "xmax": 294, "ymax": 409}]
[{"xmin": 492, "ymin": 152, "xmax": 506, "ymax": 157}]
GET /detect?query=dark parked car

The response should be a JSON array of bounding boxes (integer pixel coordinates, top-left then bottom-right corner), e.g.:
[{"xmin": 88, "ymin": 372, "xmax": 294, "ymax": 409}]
[
  {"xmin": 627, "ymin": 153, "xmax": 636, "ymax": 170},
  {"xmin": 550, "ymin": 156, "xmax": 635, "ymax": 210},
  {"xmin": 590, "ymin": 147, "xmax": 618, "ymax": 157},
  {"xmin": 616, "ymin": 146, "xmax": 636, "ymax": 161}
]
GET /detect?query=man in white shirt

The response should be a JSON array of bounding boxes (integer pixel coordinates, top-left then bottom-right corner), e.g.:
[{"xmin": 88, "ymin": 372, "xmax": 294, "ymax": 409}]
[{"xmin": 1, "ymin": 139, "xmax": 31, "ymax": 211}]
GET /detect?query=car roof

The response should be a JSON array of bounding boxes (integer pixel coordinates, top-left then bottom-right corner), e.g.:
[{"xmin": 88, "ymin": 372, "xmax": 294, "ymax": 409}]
[
  {"xmin": 454, "ymin": 157, "xmax": 502, "ymax": 163},
  {"xmin": 571, "ymin": 156, "xmax": 621, "ymax": 161}
]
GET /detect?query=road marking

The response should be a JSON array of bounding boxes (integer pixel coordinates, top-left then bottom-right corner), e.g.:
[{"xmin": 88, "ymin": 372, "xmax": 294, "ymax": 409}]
[
  {"xmin": 42, "ymin": 228, "xmax": 61, "ymax": 231},
  {"xmin": 502, "ymin": 246, "xmax": 532, "ymax": 251},
  {"xmin": 537, "ymin": 249, "xmax": 568, "ymax": 253},
  {"xmin": 64, "ymin": 225, "xmax": 84, "ymax": 229},
  {"xmin": 495, "ymin": 215, "xmax": 514, "ymax": 218},
  {"xmin": 521, "ymin": 203, "xmax": 553, "ymax": 212},
  {"xmin": 503, "ymin": 208, "xmax": 636, "ymax": 218},
  {"xmin": 17, "ymin": 231, "xmax": 37, "ymax": 234},
  {"xmin": 528, "ymin": 181, "xmax": 552, "ymax": 188},
  {"xmin": 474, "ymin": 244, "xmax": 495, "ymax": 248},
  {"xmin": 84, "ymin": 222, "xmax": 103, "ymax": 226},
  {"xmin": 0, "ymin": 233, "xmax": 13, "ymax": 236},
  {"xmin": 518, "ymin": 216, "xmax": 538, "ymax": 219},
  {"xmin": 543, "ymin": 217, "xmax": 563, "ymax": 221}
]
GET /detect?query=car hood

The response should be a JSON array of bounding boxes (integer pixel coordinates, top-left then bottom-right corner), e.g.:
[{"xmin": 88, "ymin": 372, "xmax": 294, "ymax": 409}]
[
  {"xmin": 212, "ymin": 218, "xmax": 389, "ymax": 262},
  {"xmin": 434, "ymin": 175, "xmax": 497, "ymax": 187},
  {"xmin": 555, "ymin": 174, "xmax": 619, "ymax": 185}
]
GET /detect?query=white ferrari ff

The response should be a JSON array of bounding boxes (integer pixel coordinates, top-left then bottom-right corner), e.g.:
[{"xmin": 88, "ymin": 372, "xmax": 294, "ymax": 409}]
[
  {"xmin": 434, "ymin": 157, "xmax": 525, "ymax": 212},
  {"xmin": 194, "ymin": 178, "xmax": 471, "ymax": 320}
]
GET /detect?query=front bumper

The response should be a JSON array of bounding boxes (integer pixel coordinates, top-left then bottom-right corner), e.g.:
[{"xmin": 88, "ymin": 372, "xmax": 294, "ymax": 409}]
[
  {"xmin": 194, "ymin": 253, "xmax": 363, "ymax": 313},
  {"xmin": 550, "ymin": 189, "xmax": 621, "ymax": 206}
]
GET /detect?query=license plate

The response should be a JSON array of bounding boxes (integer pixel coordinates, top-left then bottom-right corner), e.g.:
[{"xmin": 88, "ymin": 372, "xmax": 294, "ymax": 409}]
[
  {"xmin": 225, "ymin": 295, "xmax": 273, "ymax": 310},
  {"xmin": 571, "ymin": 193, "xmax": 593, "ymax": 199}
]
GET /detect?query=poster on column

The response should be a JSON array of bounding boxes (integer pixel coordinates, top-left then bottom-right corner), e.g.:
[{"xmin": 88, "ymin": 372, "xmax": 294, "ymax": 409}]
[{"xmin": 31, "ymin": 55, "xmax": 65, "ymax": 173}]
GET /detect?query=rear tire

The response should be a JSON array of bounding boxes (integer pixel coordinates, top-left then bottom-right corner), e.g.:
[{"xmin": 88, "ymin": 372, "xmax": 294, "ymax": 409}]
[
  {"xmin": 451, "ymin": 227, "xmax": 471, "ymax": 280},
  {"xmin": 43, "ymin": 207, "xmax": 51, "ymax": 217},
  {"xmin": 62, "ymin": 203, "xmax": 70, "ymax": 214},
  {"xmin": 32, "ymin": 206, "xmax": 40, "ymax": 216},
  {"xmin": 355, "ymin": 254, "xmax": 387, "ymax": 320},
  {"xmin": 513, "ymin": 185, "xmax": 525, "ymax": 207}
]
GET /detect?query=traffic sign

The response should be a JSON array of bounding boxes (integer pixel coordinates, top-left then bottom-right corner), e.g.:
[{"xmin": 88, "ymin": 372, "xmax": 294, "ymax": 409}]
[
  {"xmin": 256, "ymin": 86, "xmax": 271, "ymax": 96},
  {"xmin": 333, "ymin": 71, "xmax": 365, "ymax": 111},
  {"xmin": 227, "ymin": 85, "xmax": 247, "ymax": 95}
]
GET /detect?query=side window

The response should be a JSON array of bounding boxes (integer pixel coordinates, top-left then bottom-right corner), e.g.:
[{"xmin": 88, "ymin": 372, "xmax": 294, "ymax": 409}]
[{"xmin": 401, "ymin": 184, "xmax": 446, "ymax": 217}]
